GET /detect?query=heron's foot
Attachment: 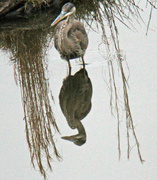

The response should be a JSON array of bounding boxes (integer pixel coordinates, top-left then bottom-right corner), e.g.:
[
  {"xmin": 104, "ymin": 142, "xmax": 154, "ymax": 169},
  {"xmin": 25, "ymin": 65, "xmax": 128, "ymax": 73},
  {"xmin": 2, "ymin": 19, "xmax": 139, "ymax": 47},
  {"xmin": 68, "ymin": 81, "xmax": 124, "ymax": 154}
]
[{"xmin": 79, "ymin": 63, "xmax": 90, "ymax": 67}]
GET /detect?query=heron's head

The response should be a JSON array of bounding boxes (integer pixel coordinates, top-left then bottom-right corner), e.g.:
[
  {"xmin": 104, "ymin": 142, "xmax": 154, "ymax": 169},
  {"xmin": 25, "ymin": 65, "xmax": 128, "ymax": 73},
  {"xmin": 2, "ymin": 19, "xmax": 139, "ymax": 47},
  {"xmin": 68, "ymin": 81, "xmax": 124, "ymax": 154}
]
[
  {"xmin": 62, "ymin": 134, "xmax": 86, "ymax": 146},
  {"xmin": 51, "ymin": 3, "xmax": 76, "ymax": 27}
]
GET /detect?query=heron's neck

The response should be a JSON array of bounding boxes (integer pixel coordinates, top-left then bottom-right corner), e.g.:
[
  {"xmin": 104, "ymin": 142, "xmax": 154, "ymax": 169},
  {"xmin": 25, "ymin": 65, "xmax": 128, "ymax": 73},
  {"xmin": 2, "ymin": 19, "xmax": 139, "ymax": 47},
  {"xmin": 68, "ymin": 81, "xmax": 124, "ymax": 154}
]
[
  {"xmin": 77, "ymin": 121, "xmax": 86, "ymax": 137},
  {"xmin": 67, "ymin": 14, "xmax": 75, "ymax": 24},
  {"xmin": 64, "ymin": 14, "xmax": 75, "ymax": 35}
]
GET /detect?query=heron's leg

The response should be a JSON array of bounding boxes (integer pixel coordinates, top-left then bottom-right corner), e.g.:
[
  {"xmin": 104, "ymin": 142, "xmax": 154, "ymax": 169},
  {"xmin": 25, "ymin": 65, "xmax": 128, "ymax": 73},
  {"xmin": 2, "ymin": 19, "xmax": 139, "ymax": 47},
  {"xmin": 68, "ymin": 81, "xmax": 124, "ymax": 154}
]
[
  {"xmin": 81, "ymin": 56, "xmax": 85, "ymax": 68},
  {"xmin": 68, "ymin": 60, "xmax": 71, "ymax": 75}
]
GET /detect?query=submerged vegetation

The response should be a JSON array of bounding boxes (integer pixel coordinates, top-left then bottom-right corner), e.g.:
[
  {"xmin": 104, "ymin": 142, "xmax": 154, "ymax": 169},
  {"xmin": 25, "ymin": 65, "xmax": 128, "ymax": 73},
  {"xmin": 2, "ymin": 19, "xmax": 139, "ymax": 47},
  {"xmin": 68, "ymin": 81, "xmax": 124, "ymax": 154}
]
[{"xmin": 0, "ymin": 0, "xmax": 157, "ymax": 178}]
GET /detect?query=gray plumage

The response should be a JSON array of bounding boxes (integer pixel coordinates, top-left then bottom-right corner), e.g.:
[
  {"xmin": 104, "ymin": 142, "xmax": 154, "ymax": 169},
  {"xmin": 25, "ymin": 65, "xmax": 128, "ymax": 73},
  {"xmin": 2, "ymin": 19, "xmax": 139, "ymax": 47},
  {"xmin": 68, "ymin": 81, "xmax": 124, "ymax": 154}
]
[{"xmin": 51, "ymin": 3, "xmax": 88, "ymax": 67}]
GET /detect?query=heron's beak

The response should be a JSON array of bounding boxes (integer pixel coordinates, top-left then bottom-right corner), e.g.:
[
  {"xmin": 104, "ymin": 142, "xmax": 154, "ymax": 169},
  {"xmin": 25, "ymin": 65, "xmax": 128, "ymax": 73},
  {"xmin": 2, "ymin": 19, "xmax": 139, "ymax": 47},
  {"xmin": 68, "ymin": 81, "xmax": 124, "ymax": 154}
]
[
  {"xmin": 51, "ymin": 11, "xmax": 65, "ymax": 27},
  {"xmin": 51, "ymin": 7, "xmax": 76, "ymax": 27},
  {"xmin": 51, "ymin": 10, "xmax": 73, "ymax": 27}
]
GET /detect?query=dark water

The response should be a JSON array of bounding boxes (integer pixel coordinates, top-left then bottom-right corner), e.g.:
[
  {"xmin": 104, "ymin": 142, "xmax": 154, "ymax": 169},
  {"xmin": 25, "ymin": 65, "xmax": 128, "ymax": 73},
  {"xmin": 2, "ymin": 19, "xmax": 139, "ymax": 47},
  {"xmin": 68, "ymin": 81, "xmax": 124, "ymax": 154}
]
[{"xmin": 0, "ymin": 3, "xmax": 157, "ymax": 180}]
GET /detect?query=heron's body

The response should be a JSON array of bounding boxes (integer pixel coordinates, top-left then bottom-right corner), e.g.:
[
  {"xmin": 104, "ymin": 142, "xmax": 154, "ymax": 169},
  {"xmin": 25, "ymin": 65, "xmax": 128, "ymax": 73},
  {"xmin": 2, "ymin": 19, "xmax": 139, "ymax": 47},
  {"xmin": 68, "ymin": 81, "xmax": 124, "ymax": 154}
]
[
  {"xmin": 54, "ymin": 20, "xmax": 88, "ymax": 61},
  {"xmin": 51, "ymin": 2, "xmax": 88, "ymax": 67}
]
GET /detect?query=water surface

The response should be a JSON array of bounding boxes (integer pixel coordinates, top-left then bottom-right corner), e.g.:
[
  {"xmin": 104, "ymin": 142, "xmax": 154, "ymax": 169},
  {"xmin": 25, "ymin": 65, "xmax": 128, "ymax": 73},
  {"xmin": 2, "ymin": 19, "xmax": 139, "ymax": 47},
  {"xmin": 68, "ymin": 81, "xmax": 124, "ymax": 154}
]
[{"xmin": 0, "ymin": 3, "xmax": 157, "ymax": 180}]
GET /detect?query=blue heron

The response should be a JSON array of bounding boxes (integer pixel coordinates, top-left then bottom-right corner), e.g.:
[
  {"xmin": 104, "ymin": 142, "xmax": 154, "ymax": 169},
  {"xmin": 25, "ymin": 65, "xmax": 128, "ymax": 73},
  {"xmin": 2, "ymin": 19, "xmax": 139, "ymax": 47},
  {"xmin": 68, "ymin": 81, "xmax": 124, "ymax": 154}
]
[{"xmin": 51, "ymin": 2, "xmax": 88, "ymax": 70}]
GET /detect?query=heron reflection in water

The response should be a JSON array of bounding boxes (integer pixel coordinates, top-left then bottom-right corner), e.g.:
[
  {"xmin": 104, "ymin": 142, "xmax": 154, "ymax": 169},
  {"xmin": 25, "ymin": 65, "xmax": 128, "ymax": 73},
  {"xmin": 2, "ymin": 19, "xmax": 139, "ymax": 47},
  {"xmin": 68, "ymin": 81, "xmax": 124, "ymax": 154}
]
[
  {"xmin": 59, "ymin": 68, "xmax": 92, "ymax": 146},
  {"xmin": 51, "ymin": 2, "xmax": 88, "ymax": 72}
]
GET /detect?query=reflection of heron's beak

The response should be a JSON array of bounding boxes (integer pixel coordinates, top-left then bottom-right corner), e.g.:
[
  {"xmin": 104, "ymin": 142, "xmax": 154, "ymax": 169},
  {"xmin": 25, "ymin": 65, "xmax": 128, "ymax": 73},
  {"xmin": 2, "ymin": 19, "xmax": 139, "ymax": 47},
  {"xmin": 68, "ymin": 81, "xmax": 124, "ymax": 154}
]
[
  {"xmin": 61, "ymin": 134, "xmax": 86, "ymax": 146},
  {"xmin": 61, "ymin": 134, "xmax": 83, "ymax": 141},
  {"xmin": 51, "ymin": 11, "xmax": 72, "ymax": 27},
  {"xmin": 62, "ymin": 136, "xmax": 75, "ymax": 142}
]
